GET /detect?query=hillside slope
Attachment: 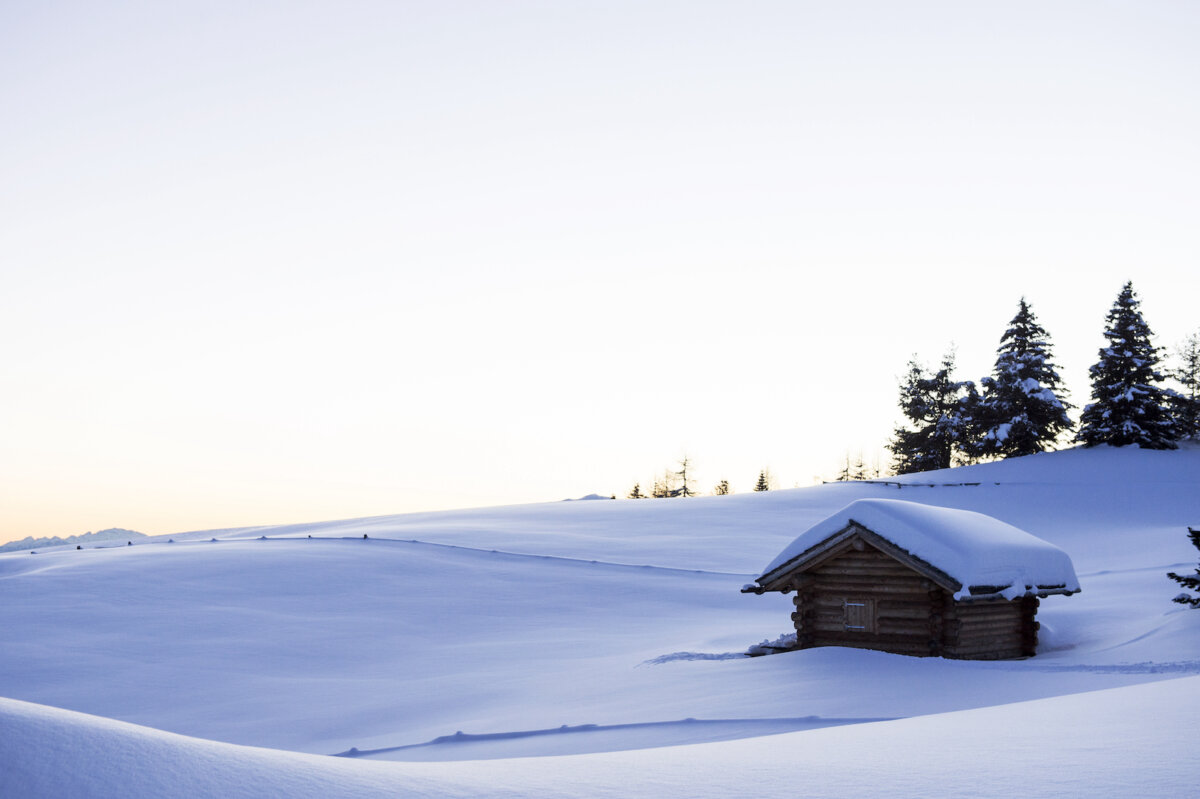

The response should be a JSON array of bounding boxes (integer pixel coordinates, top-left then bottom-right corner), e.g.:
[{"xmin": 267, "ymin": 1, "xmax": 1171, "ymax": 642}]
[{"xmin": 1, "ymin": 445, "xmax": 1198, "ymax": 795}]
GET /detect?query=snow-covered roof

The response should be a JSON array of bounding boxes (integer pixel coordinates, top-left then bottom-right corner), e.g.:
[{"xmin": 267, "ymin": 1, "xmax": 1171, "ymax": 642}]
[{"xmin": 755, "ymin": 499, "xmax": 1080, "ymax": 600}]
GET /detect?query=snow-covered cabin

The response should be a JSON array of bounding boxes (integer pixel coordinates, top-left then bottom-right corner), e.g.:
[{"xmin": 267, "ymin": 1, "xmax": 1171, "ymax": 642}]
[{"xmin": 743, "ymin": 499, "xmax": 1080, "ymax": 660}]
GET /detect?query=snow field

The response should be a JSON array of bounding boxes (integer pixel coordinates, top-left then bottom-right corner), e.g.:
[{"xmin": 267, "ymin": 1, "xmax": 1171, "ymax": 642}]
[
  {"xmin": 1, "ymin": 444, "xmax": 1198, "ymax": 795},
  {"xmin": 3, "ymin": 676, "xmax": 1198, "ymax": 799}
]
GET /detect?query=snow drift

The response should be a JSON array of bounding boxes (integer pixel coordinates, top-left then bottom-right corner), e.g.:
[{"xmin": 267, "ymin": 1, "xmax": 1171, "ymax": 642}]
[{"xmin": 1, "ymin": 445, "xmax": 1199, "ymax": 796}]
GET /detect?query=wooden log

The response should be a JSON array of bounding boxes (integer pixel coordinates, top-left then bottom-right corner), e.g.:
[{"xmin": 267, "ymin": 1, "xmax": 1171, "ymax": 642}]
[
  {"xmin": 957, "ymin": 603, "xmax": 1020, "ymax": 616},
  {"xmin": 949, "ymin": 634, "xmax": 1023, "ymax": 648},
  {"xmin": 876, "ymin": 621, "xmax": 935, "ymax": 636},
  {"xmin": 810, "ymin": 582, "xmax": 930, "ymax": 595},
  {"xmin": 814, "ymin": 561, "xmax": 917, "ymax": 574},
  {"xmin": 813, "ymin": 597, "xmax": 935, "ymax": 613},
  {"xmin": 957, "ymin": 620, "xmax": 1022, "ymax": 636},
  {"xmin": 955, "ymin": 623, "xmax": 1022, "ymax": 643},
  {"xmin": 814, "ymin": 630, "xmax": 930, "ymax": 645},
  {"xmin": 955, "ymin": 641, "xmax": 1024, "ymax": 656},
  {"xmin": 957, "ymin": 611, "xmax": 1020, "ymax": 625},
  {"xmin": 811, "ymin": 633, "xmax": 931, "ymax": 652},
  {"xmin": 813, "ymin": 569, "xmax": 920, "ymax": 581},
  {"xmin": 812, "ymin": 634, "xmax": 932, "ymax": 650},
  {"xmin": 876, "ymin": 606, "xmax": 938, "ymax": 621},
  {"xmin": 957, "ymin": 614, "xmax": 1020, "ymax": 628},
  {"xmin": 813, "ymin": 573, "xmax": 928, "ymax": 585},
  {"xmin": 956, "ymin": 601, "xmax": 1021, "ymax": 615},
  {"xmin": 823, "ymin": 550, "xmax": 894, "ymax": 562},
  {"xmin": 955, "ymin": 605, "xmax": 1019, "ymax": 616},
  {"xmin": 955, "ymin": 636, "xmax": 1025, "ymax": 649},
  {"xmin": 815, "ymin": 562, "xmax": 916, "ymax": 574},
  {"xmin": 820, "ymin": 561, "xmax": 906, "ymax": 573},
  {"xmin": 820, "ymin": 551, "xmax": 899, "ymax": 563},
  {"xmin": 955, "ymin": 613, "xmax": 1020, "ymax": 628},
  {"xmin": 945, "ymin": 633, "xmax": 1022, "ymax": 652},
  {"xmin": 945, "ymin": 649, "xmax": 1024, "ymax": 661}
]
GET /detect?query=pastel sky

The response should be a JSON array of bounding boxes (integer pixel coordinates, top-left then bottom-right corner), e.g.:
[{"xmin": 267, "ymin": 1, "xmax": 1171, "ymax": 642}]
[{"xmin": 3, "ymin": 1, "xmax": 1198, "ymax": 543}]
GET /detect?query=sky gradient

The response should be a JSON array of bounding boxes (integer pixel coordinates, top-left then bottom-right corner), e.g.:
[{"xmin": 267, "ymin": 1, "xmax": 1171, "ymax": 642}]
[{"xmin": 3, "ymin": 1, "xmax": 1198, "ymax": 542}]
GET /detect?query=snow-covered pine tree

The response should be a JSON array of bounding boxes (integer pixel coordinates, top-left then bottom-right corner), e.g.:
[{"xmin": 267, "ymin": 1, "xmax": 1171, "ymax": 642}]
[
  {"xmin": 753, "ymin": 469, "xmax": 770, "ymax": 492},
  {"xmin": 1169, "ymin": 331, "xmax": 1200, "ymax": 439},
  {"xmin": 713, "ymin": 479, "xmax": 731, "ymax": 496},
  {"xmin": 1166, "ymin": 527, "xmax": 1200, "ymax": 608},
  {"xmin": 889, "ymin": 352, "xmax": 975, "ymax": 474},
  {"xmin": 972, "ymin": 298, "xmax": 1074, "ymax": 458},
  {"xmin": 1076, "ymin": 282, "xmax": 1178, "ymax": 449},
  {"xmin": 627, "ymin": 482, "xmax": 645, "ymax": 499}
]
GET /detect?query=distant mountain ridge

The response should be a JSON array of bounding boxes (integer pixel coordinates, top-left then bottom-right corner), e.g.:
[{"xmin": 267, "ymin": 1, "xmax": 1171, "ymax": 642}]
[{"xmin": 0, "ymin": 528, "xmax": 145, "ymax": 553}]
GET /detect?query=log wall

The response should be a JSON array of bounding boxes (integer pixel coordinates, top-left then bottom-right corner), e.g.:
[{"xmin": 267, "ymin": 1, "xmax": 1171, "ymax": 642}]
[
  {"xmin": 942, "ymin": 595, "xmax": 1038, "ymax": 659},
  {"xmin": 791, "ymin": 544, "xmax": 945, "ymax": 658},
  {"xmin": 788, "ymin": 539, "xmax": 1037, "ymax": 660}
]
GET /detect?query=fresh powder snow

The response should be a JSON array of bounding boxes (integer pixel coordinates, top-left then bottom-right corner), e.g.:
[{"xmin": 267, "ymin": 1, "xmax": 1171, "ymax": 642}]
[{"xmin": 1, "ymin": 444, "xmax": 1199, "ymax": 797}]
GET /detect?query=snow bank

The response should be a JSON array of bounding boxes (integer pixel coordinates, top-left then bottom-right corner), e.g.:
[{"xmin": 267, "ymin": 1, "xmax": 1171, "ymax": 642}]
[
  {"xmin": 759, "ymin": 498, "xmax": 1080, "ymax": 599},
  {"xmin": 4, "ymin": 676, "xmax": 1200, "ymax": 799}
]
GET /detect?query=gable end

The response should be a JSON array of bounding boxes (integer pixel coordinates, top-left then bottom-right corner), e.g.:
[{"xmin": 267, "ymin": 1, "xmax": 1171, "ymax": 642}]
[{"xmin": 756, "ymin": 521, "xmax": 962, "ymax": 594}]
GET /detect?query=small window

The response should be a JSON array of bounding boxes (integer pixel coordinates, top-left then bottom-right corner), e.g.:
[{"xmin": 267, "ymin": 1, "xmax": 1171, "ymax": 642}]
[{"xmin": 843, "ymin": 598, "xmax": 877, "ymax": 633}]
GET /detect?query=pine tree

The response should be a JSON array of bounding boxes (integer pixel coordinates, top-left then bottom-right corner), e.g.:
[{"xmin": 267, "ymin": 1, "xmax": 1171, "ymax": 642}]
[
  {"xmin": 673, "ymin": 456, "xmax": 697, "ymax": 497},
  {"xmin": 1076, "ymin": 282, "xmax": 1178, "ymax": 449},
  {"xmin": 889, "ymin": 351, "xmax": 975, "ymax": 474},
  {"xmin": 836, "ymin": 451, "xmax": 869, "ymax": 481},
  {"xmin": 1167, "ymin": 527, "xmax": 1200, "ymax": 608},
  {"xmin": 850, "ymin": 452, "xmax": 869, "ymax": 481},
  {"xmin": 972, "ymin": 298, "xmax": 1074, "ymax": 458},
  {"xmin": 1169, "ymin": 331, "xmax": 1200, "ymax": 439},
  {"xmin": 753, "ymin": 469, "xmax": 770, "ymax": 492},
  {"xmin": 627, "ymin": 482, "xmax": 645, "ymax": 499},
  {"xmin": 713, "ymin": 479, "xmax": 731, "ymax": 496},
  {"xmin": 835, "ymin": 453, "xmax": 852, "ymax": 482}
]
